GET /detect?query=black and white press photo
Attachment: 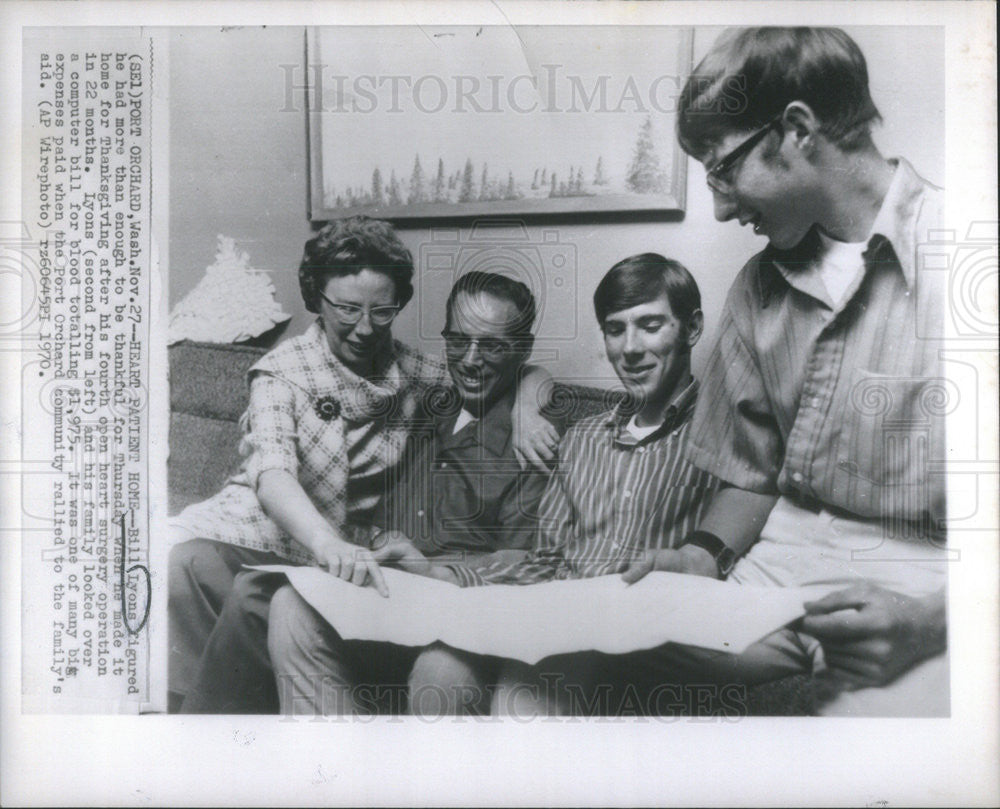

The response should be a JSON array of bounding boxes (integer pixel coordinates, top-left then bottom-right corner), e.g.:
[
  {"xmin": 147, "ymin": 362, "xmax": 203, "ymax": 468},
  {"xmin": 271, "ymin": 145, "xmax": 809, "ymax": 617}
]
[{"xmin": 2, "ymin": 2, "xmax": 997, "ymax": 806}]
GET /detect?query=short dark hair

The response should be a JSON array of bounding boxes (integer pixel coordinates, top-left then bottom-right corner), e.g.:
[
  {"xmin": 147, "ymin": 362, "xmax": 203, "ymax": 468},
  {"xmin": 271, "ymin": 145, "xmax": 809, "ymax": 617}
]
[
  {"xmin": 445, "ymin": 271, "xmax": 537, "ymax": 336},
  {"xmin": 299, "ymin": 216, "xmax": 415, "ymax": 314},
  {"xmin": 593, "ymin": 253, "xmax": 701, "ymax": 327},
  {"xmin": 677, "ymin": 27, "xmax": 882, "ymax": 158}
]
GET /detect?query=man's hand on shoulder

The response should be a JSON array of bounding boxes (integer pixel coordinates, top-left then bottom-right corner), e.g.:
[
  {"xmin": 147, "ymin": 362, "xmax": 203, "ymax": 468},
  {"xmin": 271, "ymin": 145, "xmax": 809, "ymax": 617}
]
[
  {"xmin": 801, "ymin": 583, "xmax": 946, "ymax": 689},
  {"xmin": 621, "ymin": 544, "xmax": 718, "ymax": 584}
]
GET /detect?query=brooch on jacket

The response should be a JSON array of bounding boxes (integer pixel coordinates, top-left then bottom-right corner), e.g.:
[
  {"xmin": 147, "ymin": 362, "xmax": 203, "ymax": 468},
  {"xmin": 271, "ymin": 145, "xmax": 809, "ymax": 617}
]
[{"xmin": 314, "ymin": 396, "xmax": 341, "ymax": 421}]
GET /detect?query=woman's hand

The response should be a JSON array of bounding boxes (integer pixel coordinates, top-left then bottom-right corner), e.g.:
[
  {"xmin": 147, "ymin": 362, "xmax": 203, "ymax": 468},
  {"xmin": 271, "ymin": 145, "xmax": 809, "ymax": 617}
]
[
  {"xmin": 312, "ymin": 535, "xmax": 389, "ymax": 597},
  {"xmin": 256, "ymin": 469, "xmax": 389, "ymax": 596}
]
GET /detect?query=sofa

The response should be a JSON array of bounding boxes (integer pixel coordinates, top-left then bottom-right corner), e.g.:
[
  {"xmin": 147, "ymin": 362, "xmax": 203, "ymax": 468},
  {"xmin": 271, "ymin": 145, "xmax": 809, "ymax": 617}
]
[{"xmin": 168, "ymin": 340, "xmax": 814, "ymax": 715}]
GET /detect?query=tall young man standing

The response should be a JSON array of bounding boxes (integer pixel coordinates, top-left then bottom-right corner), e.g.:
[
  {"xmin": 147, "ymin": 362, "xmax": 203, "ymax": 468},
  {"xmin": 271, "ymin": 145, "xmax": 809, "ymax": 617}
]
[{"xmin": 624, "ymin": 27, "xmax": 949, "ymax": 716}]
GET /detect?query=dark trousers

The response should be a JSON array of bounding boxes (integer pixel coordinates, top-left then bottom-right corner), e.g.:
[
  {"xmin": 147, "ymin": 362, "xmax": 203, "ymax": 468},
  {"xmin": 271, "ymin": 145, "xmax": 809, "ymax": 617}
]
[{"xmin": 168, "ymin": 538, "xmax": 285, "ymax": 714}]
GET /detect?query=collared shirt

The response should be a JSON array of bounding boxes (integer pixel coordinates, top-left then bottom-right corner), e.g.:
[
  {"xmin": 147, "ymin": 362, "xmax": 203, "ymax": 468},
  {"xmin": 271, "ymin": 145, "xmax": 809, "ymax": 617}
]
[
  {"xmin": 381, "ymin": 389, "xmax": 549, "ymax": 560},
  {"xmin": 450, "ymin": 379, "xmax": 720, "ymax": 586},
  {"xmin": 687, "ymin": 158, "xmax": 946, "ymax": 533}
]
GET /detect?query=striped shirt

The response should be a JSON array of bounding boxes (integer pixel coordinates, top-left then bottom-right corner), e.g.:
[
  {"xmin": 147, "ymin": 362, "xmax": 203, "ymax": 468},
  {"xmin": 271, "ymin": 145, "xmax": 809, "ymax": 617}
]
[
  {"xmin": 449, "ymin": 379, "xmax": 720, "ymax": 586},
  {"xmin": 687, "ymin": 158, "xmax": 946, "ymax": 536}
]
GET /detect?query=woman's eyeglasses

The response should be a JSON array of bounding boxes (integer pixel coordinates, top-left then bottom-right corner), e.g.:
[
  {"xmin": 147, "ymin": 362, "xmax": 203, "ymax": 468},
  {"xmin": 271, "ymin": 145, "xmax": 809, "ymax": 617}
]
[
  {"xmin": 705, "ymin": 114, "xmax": 783, "ymax": 195},
  {"xmin": 319, "ymin": 290, "xmax": 400, "ymax": 327},
  {"xmin": 441, "ymin": 330, "xmax": 521, "ymax": 363}
]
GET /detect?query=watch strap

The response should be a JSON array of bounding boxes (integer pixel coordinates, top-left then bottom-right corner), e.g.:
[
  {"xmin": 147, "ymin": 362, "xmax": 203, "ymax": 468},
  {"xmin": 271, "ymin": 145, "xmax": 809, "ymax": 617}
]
[{"xmin": 683, "ymin": 530, "xmax": 737, "ymax": 578}]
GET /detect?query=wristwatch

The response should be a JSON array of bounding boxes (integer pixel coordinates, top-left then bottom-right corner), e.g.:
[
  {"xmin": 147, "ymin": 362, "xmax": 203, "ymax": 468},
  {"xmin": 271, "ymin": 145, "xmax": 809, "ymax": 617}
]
[{"xmin": 684, "ymin": 530, "xmax": 738, "ymax": 579}]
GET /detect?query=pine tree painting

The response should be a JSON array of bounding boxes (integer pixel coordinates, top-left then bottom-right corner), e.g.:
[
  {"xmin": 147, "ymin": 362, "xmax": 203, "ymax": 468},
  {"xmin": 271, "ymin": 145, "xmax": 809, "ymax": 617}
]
[
  {"xmin": 626, "ymin": 116, "xmax": 668, "ymax": 194},
  {"xmin": 407, "ymin": 155, "xmax": 426, "ymax": 204},
  {"xmin": 387, "ymin": 170, "xmax": 402, "ymax": 206},
  {"xmin": 479, "ymin": 164, "xmax": 489, "ymax": 201},
  {"xmin": 371, "ymin": 169, "xmax": 384, "ymax": 206},
  {"xmin": 433, "ymin": 158, "xmax": 446, "ymax": 202},
  {"xmin": 459, "ymin": 158, "xmax": 476, "ymax": 203},
  {"xmin": 594, "ymin": 157, "xmax": 608, "ymax": 186}
]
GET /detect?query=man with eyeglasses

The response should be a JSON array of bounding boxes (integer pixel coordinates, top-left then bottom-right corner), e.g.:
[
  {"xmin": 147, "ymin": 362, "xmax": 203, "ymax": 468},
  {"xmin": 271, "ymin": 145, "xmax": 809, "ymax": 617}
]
[
  {"xmin": 267, "ymin": 271, "xmax": 554, "ymax": 715},
  {"xmin": 619, "ymin": 28, "xmax": 950, "ymax": 716}
]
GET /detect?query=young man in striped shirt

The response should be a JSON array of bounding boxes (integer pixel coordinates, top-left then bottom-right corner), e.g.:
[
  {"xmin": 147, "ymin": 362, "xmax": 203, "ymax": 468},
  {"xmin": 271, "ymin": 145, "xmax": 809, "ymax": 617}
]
[
  {"xmin": 616, "ymin": 28, "xmax": 949, "ymax": 717},
  {"xmin": 368, "ymin": 253, "xmax": 721, "ymax": 714}
]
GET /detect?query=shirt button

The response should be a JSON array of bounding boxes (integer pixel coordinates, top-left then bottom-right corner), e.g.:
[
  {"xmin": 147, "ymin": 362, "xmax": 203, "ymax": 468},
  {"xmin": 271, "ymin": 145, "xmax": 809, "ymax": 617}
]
[
  {"xmin": 623, "ymin": 490, "xmax": 632, "ymax": 498},
  {"xmin": 417, "ymin": 509, "xmax": 425, "ymax": 518},
  {"xmin": 811, "ymin": 397, "xmax": 821, "ymax": 409},
  {"xmin": 792, "ymin": 472, "xmax": 804, "ymax": 483},
  {"xmin": 440, "ymin": 462, "xmax": 448, "ymax": 469}
]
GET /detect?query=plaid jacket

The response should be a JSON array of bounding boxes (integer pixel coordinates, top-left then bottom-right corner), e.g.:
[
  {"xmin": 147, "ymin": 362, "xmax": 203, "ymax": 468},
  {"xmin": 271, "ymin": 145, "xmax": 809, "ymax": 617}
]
[{"xmin": 171, "ymin": 320, "xmax": 449, "ymax": 564}]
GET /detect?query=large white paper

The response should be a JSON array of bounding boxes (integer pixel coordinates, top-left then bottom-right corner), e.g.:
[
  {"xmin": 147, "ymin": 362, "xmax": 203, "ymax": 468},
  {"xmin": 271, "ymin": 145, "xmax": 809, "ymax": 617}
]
[{"xmin": 252, "ymin": 565, "xmax": 834, "ymax": 664}]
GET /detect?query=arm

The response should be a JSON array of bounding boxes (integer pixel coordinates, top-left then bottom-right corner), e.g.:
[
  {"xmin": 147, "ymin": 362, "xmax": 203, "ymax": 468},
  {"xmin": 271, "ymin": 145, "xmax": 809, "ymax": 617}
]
[
  {"xmin": 801, "ymin": 584, "xmax": 946, "ymax": 689},
  {"xmin": 511, "ymin": 364, "xmax": 561, "ymax": 471},
  {"xmin": 257, "ymin": 469, "xmax": 387, "ymax": 596},
  {"xmin": 624, "ymin": 293, "xmax": 783, "ymax": 584},
  {"xmin": 622, "ymin": 482, "xmax": 778, "ymax": 583},
  {"xmin": 245, "ymin": 373, "xmax": 387, "ymax": 596}
]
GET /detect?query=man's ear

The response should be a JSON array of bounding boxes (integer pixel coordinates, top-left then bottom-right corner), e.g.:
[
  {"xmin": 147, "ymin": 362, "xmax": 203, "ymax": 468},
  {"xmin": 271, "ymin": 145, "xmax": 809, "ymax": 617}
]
[
  {"xmin": 685, "ymin": 309, "xmax": 704, "ymax": 349},
  {"xmin": 781, "ymin": 101, "xmax": 821, "ymax": 155}
]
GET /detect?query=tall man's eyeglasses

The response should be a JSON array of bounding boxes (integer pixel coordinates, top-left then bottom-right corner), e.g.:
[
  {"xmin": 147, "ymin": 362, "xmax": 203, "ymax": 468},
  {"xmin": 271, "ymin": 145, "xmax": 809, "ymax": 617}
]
[
  {"xmin": 318, "ymin": 290, "xmax": 400, "ymax": 327},
  {"xmin": 705, "ymin": 114, "xmax": 784, "ymax": 195}
]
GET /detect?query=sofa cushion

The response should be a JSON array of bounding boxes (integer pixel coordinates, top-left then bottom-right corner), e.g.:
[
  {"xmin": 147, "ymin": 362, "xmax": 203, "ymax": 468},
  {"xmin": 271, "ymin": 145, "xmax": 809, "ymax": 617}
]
[
  {"xmin": 169, "ymin": 340, "xmax": 265, "ymax": 422},
  {"xmin": 168, "ymin": 411, "xmax": 246, "ymax": 515}
]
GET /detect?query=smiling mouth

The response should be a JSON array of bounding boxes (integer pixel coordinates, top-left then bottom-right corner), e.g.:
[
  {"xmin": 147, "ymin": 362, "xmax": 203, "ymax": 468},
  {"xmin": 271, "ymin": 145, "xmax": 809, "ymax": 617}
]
[
  {"xmin": 455, "ymin": 368, "xmax": 490, "ymax": 389},
  {"xmin": 740, "ymin": 215, "xmax": 764, "ymax": 235},
  {"xmin": 622, "ymin": 365, "xmax": 655, "ymax": 378}
]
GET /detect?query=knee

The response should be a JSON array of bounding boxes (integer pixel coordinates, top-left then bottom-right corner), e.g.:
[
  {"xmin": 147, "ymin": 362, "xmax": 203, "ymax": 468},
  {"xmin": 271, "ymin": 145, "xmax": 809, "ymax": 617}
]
[
  {"xmin": 408, "ymin": 645, "xmax": 489, "ymax": 716},
  {"xmin": 168, "ymin": 538, "xmax": 222, "ymax": 601},
  {"xmin": 267, "ymin": 584, "xmax": 324, "ymax": 664}
]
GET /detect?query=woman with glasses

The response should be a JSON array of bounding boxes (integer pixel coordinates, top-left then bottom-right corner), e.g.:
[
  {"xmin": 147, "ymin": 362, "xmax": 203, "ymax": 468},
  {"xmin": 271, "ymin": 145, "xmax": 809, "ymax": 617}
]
[{"xmin": 168, "ymin": 216, "xmax": 555, "ymax": 712}]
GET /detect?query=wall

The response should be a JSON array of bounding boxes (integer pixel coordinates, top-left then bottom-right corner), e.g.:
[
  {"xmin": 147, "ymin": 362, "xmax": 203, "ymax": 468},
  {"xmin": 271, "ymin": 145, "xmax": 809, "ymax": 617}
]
[{"xmin": 169, "ymin": 25, "xmax": 944, "ymax": 387}]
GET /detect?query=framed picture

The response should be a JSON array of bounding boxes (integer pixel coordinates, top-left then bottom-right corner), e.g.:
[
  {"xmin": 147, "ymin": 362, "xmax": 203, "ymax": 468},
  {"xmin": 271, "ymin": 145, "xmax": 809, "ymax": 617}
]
[{"xmin": 306, "ymin": 26, "xmax": 692, "ymax": 220}]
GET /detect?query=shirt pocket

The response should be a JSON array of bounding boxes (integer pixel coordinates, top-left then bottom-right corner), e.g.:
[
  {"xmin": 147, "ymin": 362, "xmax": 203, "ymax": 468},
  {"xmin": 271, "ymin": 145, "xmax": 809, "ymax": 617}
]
[{"xmin": 835, "ymin": 368, "xmax": 950, "ymax": 506}]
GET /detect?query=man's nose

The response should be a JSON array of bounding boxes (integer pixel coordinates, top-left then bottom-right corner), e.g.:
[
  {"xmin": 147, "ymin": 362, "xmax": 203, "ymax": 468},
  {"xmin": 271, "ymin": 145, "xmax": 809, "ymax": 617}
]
[
  {"xmin": 461, "ymin": 338, "xmax": 483, "ymax": 365},
  {"xmin": 622, "ymin": 326, "xmax": 642, "ymax": 356},
  {"xmin": 712, "ymin": 189, "xmax": 738, "ymax": 222}
]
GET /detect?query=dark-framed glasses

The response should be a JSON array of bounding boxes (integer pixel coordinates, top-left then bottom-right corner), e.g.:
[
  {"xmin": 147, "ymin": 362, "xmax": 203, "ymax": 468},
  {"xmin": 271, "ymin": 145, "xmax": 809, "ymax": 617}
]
[
  {"xmin": 319, "ymin": 290, "xmax": 400, "ymax": 327},
  {"xmin": 441, "ymin": 329, "xmax": 520, "ymax": 363},
  {"xmin": 705, "ymin": 114, "xmax": 783, "ymax": 194}
]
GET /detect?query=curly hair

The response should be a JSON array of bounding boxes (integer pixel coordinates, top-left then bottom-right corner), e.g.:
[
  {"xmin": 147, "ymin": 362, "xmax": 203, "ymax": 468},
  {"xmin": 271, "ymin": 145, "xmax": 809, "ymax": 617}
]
[{"xmin": 298, "ymin": 216, "xmax": 415, "ymax": 314}]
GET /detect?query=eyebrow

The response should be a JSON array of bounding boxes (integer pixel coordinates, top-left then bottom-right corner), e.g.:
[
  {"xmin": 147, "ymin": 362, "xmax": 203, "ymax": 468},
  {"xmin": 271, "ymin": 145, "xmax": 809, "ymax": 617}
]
[{"xmin": 604, "ymin": 313, "xmax": 667, "ymax": 327}]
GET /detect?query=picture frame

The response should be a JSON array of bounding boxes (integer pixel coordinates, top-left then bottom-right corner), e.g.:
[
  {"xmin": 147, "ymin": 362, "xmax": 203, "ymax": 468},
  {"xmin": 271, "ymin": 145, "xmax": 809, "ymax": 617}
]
[{"xmin": 306, "ymin": 26, "xmax": 693, "ymax": 220}]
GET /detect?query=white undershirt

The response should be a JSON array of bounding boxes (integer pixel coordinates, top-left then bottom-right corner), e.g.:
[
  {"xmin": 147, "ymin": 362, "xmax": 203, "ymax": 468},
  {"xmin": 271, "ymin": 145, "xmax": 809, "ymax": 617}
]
[
  {"xmin": 624, "ymin": 413, "xmax": 662, "ymax": 441},
  {"xmin": 452, "ymin": 408, "xmax": 478, "ymax": 434},
  {"xmin": 817, "ymin": 231, "xmax": 867, "ymax": 306}
]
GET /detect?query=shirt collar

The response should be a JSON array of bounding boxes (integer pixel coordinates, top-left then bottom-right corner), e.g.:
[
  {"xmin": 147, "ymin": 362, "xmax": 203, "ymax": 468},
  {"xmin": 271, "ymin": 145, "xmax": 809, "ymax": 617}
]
[
  {"xmin": 438, "ymin": 389, "xmax": 513, "ymax": 458},
  {"xmin": 760, "ymin": 158, "xmax": 932, "ymax": 299},
  {"xmin": 865, "ymin": 157, "xmax": 933, "ymax": 290},
  {"xmin": 604, "ymin": 377, "xmax": 699, "ymax": 445}
]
